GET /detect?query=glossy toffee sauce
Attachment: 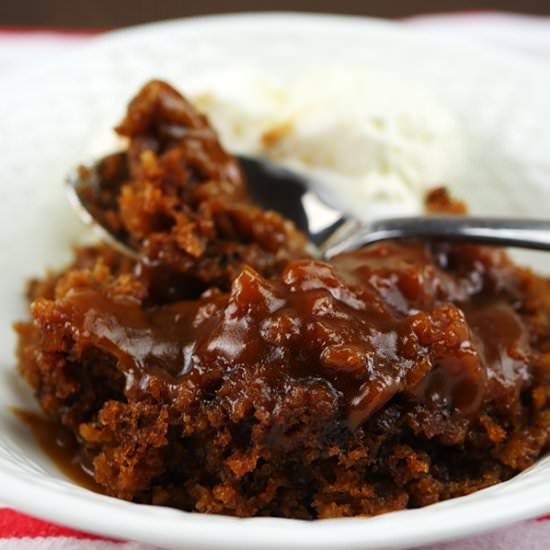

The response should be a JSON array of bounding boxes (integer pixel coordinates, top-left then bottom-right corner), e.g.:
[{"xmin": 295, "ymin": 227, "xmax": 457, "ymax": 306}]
[
  {"xmin": 46, "ymin": 243, "xmax": 531, "ymax": 431},
  {"xmin": 15, "ymin": 242, "xmax": 532, "ymax": 490},
  {"xmin": 11, "ymin": 408, "xmax": 101, "ymax": 493}
]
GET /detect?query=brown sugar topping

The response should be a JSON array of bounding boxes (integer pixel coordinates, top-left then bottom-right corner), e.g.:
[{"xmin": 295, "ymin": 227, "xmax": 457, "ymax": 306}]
[{"xmin": 32, "ymin": 241, "xmax": 532, "ymax": 432}]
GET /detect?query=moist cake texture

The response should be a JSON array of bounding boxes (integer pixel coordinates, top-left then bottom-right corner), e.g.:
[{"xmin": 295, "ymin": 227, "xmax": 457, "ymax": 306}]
[{"xmin": 16, "ymin": 80, "xmax": 550, "ymax": 519}]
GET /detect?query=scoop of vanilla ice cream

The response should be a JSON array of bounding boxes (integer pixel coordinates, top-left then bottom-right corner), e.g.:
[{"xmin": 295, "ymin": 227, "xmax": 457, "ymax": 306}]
[{"xmin": 189, "ymin": 67, "xmax": 464, "ymax": 220}]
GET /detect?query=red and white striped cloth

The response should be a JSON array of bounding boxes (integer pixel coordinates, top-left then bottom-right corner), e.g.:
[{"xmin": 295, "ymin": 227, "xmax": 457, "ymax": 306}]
[
  {"xmin": 0, "ymin": 509, "xmax": 549, "ymax": 550},
  {"xmin": 2, "ymin": 12, "xmax": 550, "ymax": 549}
]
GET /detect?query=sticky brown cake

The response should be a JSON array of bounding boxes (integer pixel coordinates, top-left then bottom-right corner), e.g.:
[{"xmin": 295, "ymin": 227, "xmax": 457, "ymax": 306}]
[{"xmin": 15, "ymin": 81, "xmax": 550, "ymax": 519}]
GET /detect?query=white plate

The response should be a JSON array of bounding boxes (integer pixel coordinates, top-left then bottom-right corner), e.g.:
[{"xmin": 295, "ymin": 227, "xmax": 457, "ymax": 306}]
[{"xmin": 1, "ymin": 13, "xmax": 550, "ymax": 550}]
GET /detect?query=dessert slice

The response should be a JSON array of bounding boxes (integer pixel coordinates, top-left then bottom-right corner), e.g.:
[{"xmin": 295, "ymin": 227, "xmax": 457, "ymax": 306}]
[{"xmin": 16, "ymin": 81, "xmax": 550, "ymax": 519}]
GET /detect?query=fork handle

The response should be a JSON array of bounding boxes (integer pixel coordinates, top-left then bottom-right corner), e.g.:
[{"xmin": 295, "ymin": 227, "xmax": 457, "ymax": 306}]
[{"xmin": 320, "ymin": 216, "xmax": 550, "ymax": 259}]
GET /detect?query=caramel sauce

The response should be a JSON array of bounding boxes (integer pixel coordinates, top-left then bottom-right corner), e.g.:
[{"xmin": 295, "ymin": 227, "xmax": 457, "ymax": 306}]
[
  {"xmin": 42, "ymin": 243, "xmax": 532, "ymax": 432},
  {"xmin": 11, "ymin": 407, "xmax": 102, "ymax": 493}
]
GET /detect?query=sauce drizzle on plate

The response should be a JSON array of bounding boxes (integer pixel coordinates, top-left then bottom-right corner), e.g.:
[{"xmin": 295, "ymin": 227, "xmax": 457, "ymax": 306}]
[{"xmin": 11, "ymin": 407, "xmax": 101, "ymax": 493}]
